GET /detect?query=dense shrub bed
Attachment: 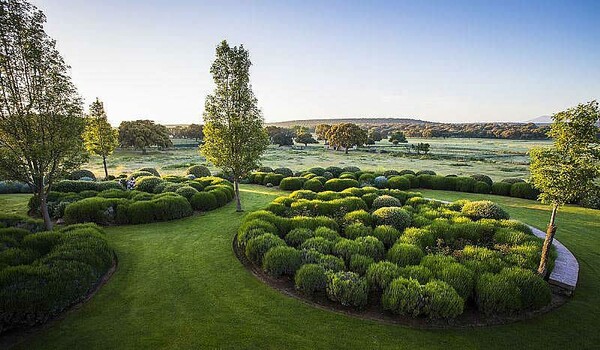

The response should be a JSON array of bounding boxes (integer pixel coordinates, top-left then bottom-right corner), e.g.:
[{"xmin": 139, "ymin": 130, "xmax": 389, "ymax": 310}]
[
  {"xmin": 247, "ymin": 167, "xmax": 547, "ymax": 203},
  {"xmin": 0, "ymin": 220, "xmax": 115, "ymax": 334},
  {"xmin": 237, "ymin": 187, "xmax": 556, "ymax": 321},
  {"xmin": 32, "ymin": 169, "xmax": 234, "ymax": 225}
]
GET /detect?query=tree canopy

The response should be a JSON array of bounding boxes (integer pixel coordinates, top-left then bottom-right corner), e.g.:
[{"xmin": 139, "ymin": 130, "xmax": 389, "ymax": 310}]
[
  {"xmin": 266, "ymin": 126, "xmax": 294, "ymax": 146},
  {"xmin": 200, "ymin": 40, "xmax": 269, "ymax": 211},
  {"xmin": 295, "ymin": 132, "xmax": 317, "ymax": 147},
  {"xmin": 389, "ymin": 131, "xmax": 408, "ymax": 144},
  {"xmin": 0, "ymin": 0, "xmax": 87, "ymax": 229},
  {"xmin": 325, "ymin": 123, "xmax": 367, "ymax": 153},
  {"xmin": 315, "ymin": 123, "xmax": 332, "ymax": 141},
  {"xmin": 83, "ymin": 98, "xmax": 118, "ymax": 179},
  {"xmin": 118, "ymin": 120, "xmax": 172, "ymax": 153}
]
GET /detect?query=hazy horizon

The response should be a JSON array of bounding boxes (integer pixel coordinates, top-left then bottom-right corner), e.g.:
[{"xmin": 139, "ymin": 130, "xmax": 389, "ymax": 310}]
[{"xmin": 35, "ymin": 0, "xmax": 599, "ymax": 126}]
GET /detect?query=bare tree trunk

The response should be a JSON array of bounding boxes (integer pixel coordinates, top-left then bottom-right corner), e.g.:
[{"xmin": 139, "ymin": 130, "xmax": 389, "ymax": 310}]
[
  {"xmin": 538, "ymin": 204, "xmax": 558, "ymax": 278},
  {"xmin": 39, "ymin": 189, "xmax": 53, "ymax": 231},
  {"xmin": 102, "ymin": 155, "xmax": 109, "ymax": 180},
  {"xmin": 234, "ymin": 179, "xmax": 242, "ymax": 212},
  {"xmin": 345, "ymin": 147, "xmax": 349, "ymax": 154}
]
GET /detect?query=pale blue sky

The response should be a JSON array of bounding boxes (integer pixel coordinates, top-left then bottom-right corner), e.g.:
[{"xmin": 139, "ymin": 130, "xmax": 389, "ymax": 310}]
[{"xmin": 34, "ymin": 0, "xmax": 600, "ymax": 125}]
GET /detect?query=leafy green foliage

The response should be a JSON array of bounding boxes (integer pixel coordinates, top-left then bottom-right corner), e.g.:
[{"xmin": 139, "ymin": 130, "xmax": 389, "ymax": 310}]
[{"xmin": 118, "ymin": 120, "xmax": 172, "ymax": 153}]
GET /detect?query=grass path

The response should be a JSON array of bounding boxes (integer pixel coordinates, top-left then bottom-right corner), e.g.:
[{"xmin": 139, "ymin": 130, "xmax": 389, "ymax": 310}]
[{"xmin": 6, "ymin": 186, "xmax": 600, "ymax": 349}]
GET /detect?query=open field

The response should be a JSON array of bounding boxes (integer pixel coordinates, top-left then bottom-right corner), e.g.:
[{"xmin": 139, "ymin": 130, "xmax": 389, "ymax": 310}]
[
  {"xmin": 4, "ymin": 186, "xmax": 599, "ymax": 350},
  {"xmin": 82, "ymin": 138, "xmax": 552, "ymax": 180}
]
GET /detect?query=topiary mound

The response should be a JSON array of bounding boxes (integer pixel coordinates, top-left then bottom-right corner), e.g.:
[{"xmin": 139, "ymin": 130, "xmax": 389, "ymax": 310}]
[
  {"xmin": 186, "ymin": 165, "xmax": 211, "ymax": 178},
  {"xmin": 236, "ymin": 187, "xmax": 558, "ymax": 324},
  {"xmin": 0, "ymin": 222, "xmax": 115, "ymax": 334}
]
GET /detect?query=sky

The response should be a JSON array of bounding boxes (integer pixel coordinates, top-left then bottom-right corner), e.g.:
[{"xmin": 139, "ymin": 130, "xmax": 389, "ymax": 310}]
[{"xmin": 33, "ymin": 0, "xmax": 600, "ymax": 125}]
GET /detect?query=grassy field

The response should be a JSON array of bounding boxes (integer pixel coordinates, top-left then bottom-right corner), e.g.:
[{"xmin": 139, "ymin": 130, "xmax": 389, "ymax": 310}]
[
  {"xmin": 4, "ymin": 186, "xmax": 599, "ymax": 349},
  {"xmin": 82, "ymin": 138, "xmax": 551, "ymax": 181}
]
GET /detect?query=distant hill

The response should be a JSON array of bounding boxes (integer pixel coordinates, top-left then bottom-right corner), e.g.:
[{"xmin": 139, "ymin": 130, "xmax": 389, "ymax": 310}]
[
  {"xmin": 266, "ymin": 117, "xmax": 429, "ymax": 128},
  {"xmin": 527, "ymin": 116, "xmax": 553, "ymax": 125}
]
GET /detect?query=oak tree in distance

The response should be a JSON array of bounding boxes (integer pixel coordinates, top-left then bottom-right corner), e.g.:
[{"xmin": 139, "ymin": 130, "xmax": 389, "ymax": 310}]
[
  {"xmin": 530, "ymin": 100, "xmax": 600, "ymax": 277},
  {"xmin": 0, "ymin": 0, "xmax": 87, "ymax": 230},
  {"xmin": 83, "ymin": 98, "xmax": 119, "ymax": 179},
  {"xmin": 325, "ymin": 123, "xmax": 367, "ymax": 154},
  {"xmin": 201, "ymin": 41, "xmax": 269, "ymax": 212},
  {"xmin": 118, "ymin": 120, "xmax": 172, "ymax": 154}
]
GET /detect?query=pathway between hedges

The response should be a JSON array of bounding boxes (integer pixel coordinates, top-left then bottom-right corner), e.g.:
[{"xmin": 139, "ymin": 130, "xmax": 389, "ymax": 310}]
[{"xmin": 9, "ymin": 186, "xmax": 597, "ymax": 350}]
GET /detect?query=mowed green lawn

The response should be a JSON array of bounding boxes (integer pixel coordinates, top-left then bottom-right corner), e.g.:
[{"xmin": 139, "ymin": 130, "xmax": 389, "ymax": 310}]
[{"xmin": 4, "ymin": 186, "xmax": 600, "ymax": 349}]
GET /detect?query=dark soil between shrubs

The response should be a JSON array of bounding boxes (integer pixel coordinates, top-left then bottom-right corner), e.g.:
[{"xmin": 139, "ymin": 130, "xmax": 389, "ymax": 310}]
[
  {"xmin": 0, "ymin": 254, "xmax": 119, "ymax": 349},
  {"xmin": 233, "ymin": 236, "xmax": 569, "ymax": 329}
]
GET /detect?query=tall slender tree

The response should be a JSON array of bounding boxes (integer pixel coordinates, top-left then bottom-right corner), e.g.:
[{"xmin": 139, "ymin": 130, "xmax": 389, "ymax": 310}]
[
  {"xmin": 201, "ymin": 41, "xmax": 269, "ymax": 212},
  {"xmin": 530, "ymin": 101, "xmax": 599, "ymax": 277},
  {"xmin": 0, "ymin": 0, "xmax": 87, "ymax": 230},
  {"xmin": 83, "ymin": 98, "xmax": 118, "ymax": 179}
]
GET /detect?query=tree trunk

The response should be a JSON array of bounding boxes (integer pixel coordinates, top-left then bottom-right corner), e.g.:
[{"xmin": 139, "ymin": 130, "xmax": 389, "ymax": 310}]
[
  {"xmin": 39, "ymin": 190, "xmax": 53, "ymax": 231},
  {"xmin": 142, "ymin": 148, "xmax": 147, "ymax": 155},
  {"xmin": 102, "ymin": 155, "xmax": 109, "ymax": 180},
  {"xmin": 537, "ymin": 204, "xmax": 558, "ymax": 278},
  {"xmin": 234, "ymin": 179, "xmax": 243, "ymax": 212},
  {"xmin": 345, "ymin": 147, "xmax": 349, "ymax": 154}
]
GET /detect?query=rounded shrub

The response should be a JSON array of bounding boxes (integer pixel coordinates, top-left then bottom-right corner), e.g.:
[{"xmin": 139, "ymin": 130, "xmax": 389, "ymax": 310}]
[
  {"xmin": 358, "ymin": 173, "xmax": 375, "ymax": 184},
  {"xmin": 128, "ymin": 171, "xmax": 154, "ymax": 180},
  {"xmin": 510, "ymin": 182, "xmax": 539, "ymax": 200},
  {"xmin": 382, "ymin": 277, "xmax": 425, "ymax": 316},
  {"xmin": 371, "ymin": 195, "xmax": 401, "ymax": 209},
  {"xmin": 372, "ymin": 225, "xmax": 401, "ymax": 248},
  {"xmin": 476, "ymin": 272, "xmax": 522, "ymax": 315},
  {"xmin": 289, "ymin": 190, "xmax": 318, "ymax": 200},
  {"xmin": 388, "ymin": 176, "xmax": 410, "ymax": 190},
  {"xmin": 274, "ymin": 167, "xmax": 294, "ymax": 177},
  {"xmin": 372, "ymin": 207, "xmax": 411, "ymax": 230},
  {"xmin": 262, "ymin": 246, "xmax": 302, "ymax": 277},
  {"xmin": 429, "ymin": 262, "xmax": 475, "ymax": 300},
  {"xmin": 501, "ymin": 267, "xmax": 551, "ymax": 310},
  {"xmin": 416, "ymin": 170, "xmax": 436, "ymax": 176},
  {"xmin": 175, "ymin": 186, "xmax": 199, "ymax": 200},
  {"xmin": 68, "ymin": 169, "xmax": 96, "ymax": 180},
  {"xmin": 399, "ymin": 265, "xmax": 433, "ymax": 284},
  {"xmin": 355, "ymin": 236, "xmax": 385, "ymax": 261},
  {"xmin": 491, "ymin": 182, "xmax": 512, "ymax": 196},
  {"xmin": 324, "ymin": 178, "xmax": 360, "ymax": 192},
  {"xmin": 501, "ymin": 178, "xmax": 525, "ymax": 184},
  {"xmin": 318, "ymin": 254, "xmax": 346, "ymax": 271},
  {"xmin": 307, "ymin": 167, "xmax": 326, "ymax": 176},
  {"xmin": 295, "ymin": 264, "xmax": 327, "ymax": 295},
  {"xmin": 210, "ymin": 189, "xmax": 229, "ymax": 207},
  {"xmin": 473, "ymin": 181, "xmax": 491, "ymax": 194},
  {"xmin": 301, "ymin": 237, "xmax": 334, "ymax": 254},
  {"xmin": 461, "ymin": 200, "xmax": 509, "ymax": 220},
  {"xmin": 386, "ymin": 243, "xmax": 424, "ymax": 267},
  {"xmin": 366, "ymin": 261, "xmax": 402, "ymax": 290},
  {"xmin": 349, "ymin": 254, "xmax": 375, "ymax": 275},
  {"xmin": 373, "ymin": 176, "xmax": 388, "ymax": 189},
  {"xmin": 423, "ymin": 280, "xmax": 464, "ymax": 319},
  {"xmin": 342, "ymin": 166, "xmax": 361, "ymax": 173},
  {"xmin": 162, "ymin": 183, "xmax": 185, "ymax": 193},
  {"xmin": 185, "ymin": 165, "xmax": 211, "ymax": 178},
  {"xmin": 332, "ymin": 239, "xmax": 361, "ymax": 262},
  {"xmin": 245, "ymin": 233, "xmax": 285, "ymax": 264},
  {"xmin": 263, "ymin": 173, "xmax": 285, "ymax": 186},
  {"xmin": 303, "ymin": 178, "xmax": 324, "ymax": 192},
  {"xmin": 361, "ymin": 193, "xmax": 378, "ymax": 208},
  {"xmin": 285, "ymin": 228, "xmax": 315, "ymax": 247},
  {"xmin": 344, "ymin": 223, "xmax": 373, "ymax": 239},
  {"xmin": 313, "ymin": 226, "xmax": 341, "ymax": 241},
  {"xmin": 189, "ymin": 192, "xmax": 218, "ymax": 211},
  {"xmin": 325, "ymin": 271, "xmax": 368, "ymax": 308},
  {"xmin": 470, "ymin": 174, "xmax": 493, "ymax": 187},
  {"xmin": 398, "ymin": 228, "xmax": 435, "ymax": 250},
  {"xmin": 279, "ymin": 177, "xmax": 306, "ymax": 191},
  {"xmin": 343, "ymin": 210, "xmax": 373, "ymax": 227}
]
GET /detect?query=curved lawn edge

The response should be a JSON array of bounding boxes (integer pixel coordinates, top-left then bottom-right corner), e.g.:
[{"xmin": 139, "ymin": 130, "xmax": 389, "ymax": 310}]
[
  {"xmin": 0, "ymin": 253, "xmax": 119, "ymax": 349},
  {"xmin": 233, "ymin": 233, "xmax": 569, "ymax": 329}
]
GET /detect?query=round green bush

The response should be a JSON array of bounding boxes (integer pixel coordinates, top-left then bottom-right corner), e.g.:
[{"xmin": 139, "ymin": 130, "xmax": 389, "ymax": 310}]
[
  {"xmin": 423, "ymin": 280, "xmax": 464, "ymax": 319},
  {"xmin": 285, "ymin": 228, "xmax": 315, "ymax": 247},
  {"xmin": 258, "ymin": 166, "xmax": 273, "ymax": 173},
  {"xmin": 382, "ymin": 277, "xmax": 425, "ymax": 316},
  {"xmin": 263, "ymin": 173, "xmax": 285, "ymax": 186},
  {"xmin": 510, "ymin": 182, "xmax": 539, "ymax": 200},
  {"xmin": 399, "ymin": 265, "xmax": 433, "ymax": 284},
  {"xmin": 501, "ymin": 178, "xmax": 525, "ymax": 184},
  {"xmin": 325, "ymin": 166, "xmax": 343, "ymax": 177},
  {"xmin": 428, "ymin": 262, "xmax": 475, "ymax": 300},
  {"xmin": 386, "ymin": 243, "xmax": 424, "ymax": 267},
  {"xmin": 476, "ymin": 272, "xmax": 522, "ymax": 315},
  {"xmin": 470, "ymin": 174, "xmax": 493, "ymax": 187},
  {"xmin": 186, "ymin": 165, "xmax": 211, "ymax": 178},
  {"xmin": 343, "ymin": 223, "xmax": 373, "ymax": 239},
  {"xmin": 68, "ymin": 169, "xmax": 96, "ymax": 180},
  {"xmin": 274, "ymin": 167, "xmax": 294, "ymax": 177},
  {"xmin": 491, "ymin": 182, "xmax": 512, "ymax": 196},
  {"xmin": 416, "ymin": 170, "xmax": 436, "ymax": 176},
  {"xmin": 361, "ymin": 193, "xmax": 378, "ymax": 208},
  {"xmin": 343, "ymin": 166, "xmax": 361, "ymax": 173},
  {"xmin": 388, "ymin": 176, "xmax": 410, "ymax": 190},
  {"xmin": 245, "ymin": 233, "xmax": 285, "ymax": 264},
  {"xmin": 262, "ymin": 246, "xmax": 302, "ymax": 277},
  {"xmin": 279, "ymin": 177, "xmax": 306, "ymax": 191},
  {"xmin": 343, "ymin": 210, "xmax": 373, "ymax": 227},
  {"xmin": 373, "ymin": 176, "xmax": 388, "ymax": 189},
  {"xmin": 189, "ymin": 192, "xmax": 218, "ymax": 211},
  {"xmin": 313, "ymin": 226, "xmax": 341, "ymax": 241},
  {"xmin": 461, "ymin": 200, "xmax": 509, "ymax": 220},
  {"xmin": 318, "ymin": 254, "xmax": 346, "ymax": 271},
  {"xmin": 372, "ymin": 207, "xmax": 411, "ymax": 230},
  {"xmin": 358, "ymin": 173, "xmax": 375, "ymax": 184},
  {"xmin": 289, "ymin": 190, "xmax": 318, "ymax": 200},
  {"xmin": 371, "ymin": 195, "xmax": 401, "ymax": 209},
  {"xmin": 355, "ymin": 236, "xmax": 385, "ymax": 261},
  {"xmin": 295, "ymin": 264, "xmax": 327, "ymax": 295},
  {"xmin": 303, "ymin": 178, "xmax": 324, "ymax": 192},
  {"xmin": 175, "ymin": 186, "xmax": 199, "ymax": 200},
  {"xmin": 162, "ymin": 183, "xmax": 185, "ymax": 193},
  {"xmin": 372, "ymin": 225, "xmax": 401, "ymax": 248},
  {"xmin": 210, "ymin": 189, "xmax": 229, "ymax": 207},
  {"xmin": 128, "ymin": 171, "xmax": 154, "ymax": 181},
  {"xmin": 307, "ymin": 167, "xmax": 326, "ymax": 176},
  {"xmin": 501, "ymin": 267, "xmax": 551, "ymax": 310},
  {"xmin": 325, "ymin": 271, "xmax": 368, "ymax": 308},
  {"xmin": 324, "ymin": 178, "xmax": 360, "ymax": 192},
  {"xmin": 366, "ymin": 261, "xmax": 402, "ymax": 290},
  {"xmin": 473, "ymin": 181, "xmax": 491, "ymax": 194},
  {"xmin": 349, "ymin": 254, "xmax": 375, "ymax": 275},
  {"xmin": 332, "ymin": 239, "xmax": 361, "ymax": 261},
  {"xmin": 454, "ymin": 177, "xmax": 477, "ymax": 192},
  {"xmin": 301, "ymin": 237, "xmax": 334, "ymax": 254}
]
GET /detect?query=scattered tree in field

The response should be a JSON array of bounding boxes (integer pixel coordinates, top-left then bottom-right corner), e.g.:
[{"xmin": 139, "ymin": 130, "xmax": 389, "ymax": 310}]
[
  {"xmin": 292, "ymin": 125, "xmax": 309, "ymax": 136},
  {"xmin": 0, "ymin": 0, "xmax": 87, "ymax": 230},
  {"xmin": 168, "ymin": 124, "xmax": 204, "ymax": 141},
  {"xmin": 295, "ymin": 132, "xmax": 317, "ymax": 147},
  {"xmin": 201, "ymin": 40, "xmax": 269, "ymax": 211},
  {"xmin": 325, "ymin": 123, "xmax": 368, "ymax": 154},
  {"xmin": 118, "ymin": 120, "xmax": 172, "ymax": 154},
  {"xmin": 411, "ymin": 142, "xmax": 430, "ymax": 155},
  {"xmin": 266, "ymin": 126, "xmax": 294, "ymax": 146},
  {"xmin": 83, "ymin": 98, "xmax": 118, "ymax": 179},
  {"xmin": 367, "ymin": 129, "xmax": 383, "ymax": 144},
  {"xmin": 315, "ymin": 123, "xmax": 332, "ymax": 140},
  {"xmin": 389, "ymin": 131, "xmax": 408, "ymax": 144},
  {"xmin": 530, "ymin": 101, "xmax": 600, "ymax": 277}
]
